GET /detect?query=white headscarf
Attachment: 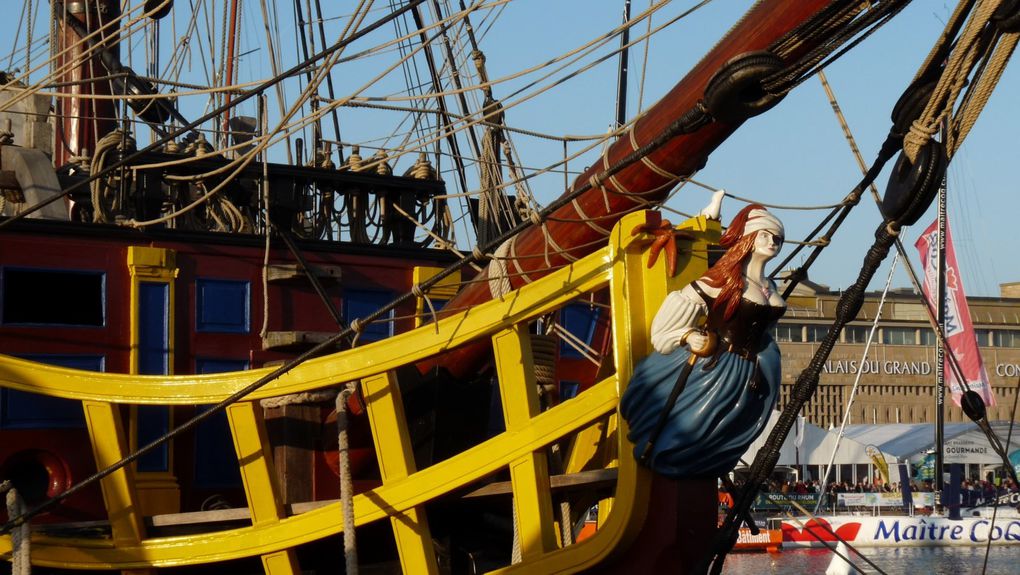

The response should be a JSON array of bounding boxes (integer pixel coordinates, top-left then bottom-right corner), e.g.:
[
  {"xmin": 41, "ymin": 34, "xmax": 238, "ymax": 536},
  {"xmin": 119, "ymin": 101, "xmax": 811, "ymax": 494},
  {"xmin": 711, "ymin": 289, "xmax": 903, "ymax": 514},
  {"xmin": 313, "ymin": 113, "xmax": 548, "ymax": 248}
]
[{"xmin": 742, "ymin": 208, "xmax": 784, "ymax": 238}]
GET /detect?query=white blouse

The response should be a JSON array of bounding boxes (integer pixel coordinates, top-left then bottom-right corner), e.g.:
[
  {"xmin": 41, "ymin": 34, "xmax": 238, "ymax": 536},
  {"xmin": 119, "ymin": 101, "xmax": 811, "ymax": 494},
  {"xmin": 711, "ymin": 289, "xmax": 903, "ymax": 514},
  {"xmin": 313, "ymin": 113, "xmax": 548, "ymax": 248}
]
[{"xmin": 649, "ymin": 286, "xmax": 708, "ymax": 355}]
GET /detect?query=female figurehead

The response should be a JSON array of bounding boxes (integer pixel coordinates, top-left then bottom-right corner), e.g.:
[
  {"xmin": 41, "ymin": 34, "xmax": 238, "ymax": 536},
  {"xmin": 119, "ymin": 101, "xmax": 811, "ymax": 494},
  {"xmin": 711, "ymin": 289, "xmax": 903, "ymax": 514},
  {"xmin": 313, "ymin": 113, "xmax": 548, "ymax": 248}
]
[{"xmin": 620, "ymin": 203, "xmax": 787, "ymax": 479}]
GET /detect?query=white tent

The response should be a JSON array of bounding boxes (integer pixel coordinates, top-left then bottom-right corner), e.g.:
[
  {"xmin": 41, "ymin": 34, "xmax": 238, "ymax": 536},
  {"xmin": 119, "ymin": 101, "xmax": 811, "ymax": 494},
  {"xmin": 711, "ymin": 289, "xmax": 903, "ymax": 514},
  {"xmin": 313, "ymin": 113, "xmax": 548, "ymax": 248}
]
[
  {"xmin": 842, "ymin": 421, "xmax": 1020, "ymax": 465},
  {"xmin": 740, "ymin": 410, "xmax": 898, "ymax": 468},
  {"xmin": 741, "ymin": 412, "xmax": 1019, "ymax": 469}
]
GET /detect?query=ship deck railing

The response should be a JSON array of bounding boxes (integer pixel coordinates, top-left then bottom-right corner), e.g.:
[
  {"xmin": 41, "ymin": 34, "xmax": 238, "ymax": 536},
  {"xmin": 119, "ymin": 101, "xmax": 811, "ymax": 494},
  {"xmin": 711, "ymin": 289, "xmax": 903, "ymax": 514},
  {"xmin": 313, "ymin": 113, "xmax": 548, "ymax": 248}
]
[{"xmin": 0, "ymin": 210, "xmax": 719, "ymax": 574}]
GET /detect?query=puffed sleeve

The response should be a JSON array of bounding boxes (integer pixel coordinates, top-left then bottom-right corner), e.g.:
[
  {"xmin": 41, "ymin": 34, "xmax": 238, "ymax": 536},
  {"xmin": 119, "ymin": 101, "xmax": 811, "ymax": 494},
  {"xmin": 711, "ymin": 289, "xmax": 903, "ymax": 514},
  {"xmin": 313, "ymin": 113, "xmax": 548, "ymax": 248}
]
[{"xmin": 649, "ymin": 285, "xmax": 708, "ymax": 354}]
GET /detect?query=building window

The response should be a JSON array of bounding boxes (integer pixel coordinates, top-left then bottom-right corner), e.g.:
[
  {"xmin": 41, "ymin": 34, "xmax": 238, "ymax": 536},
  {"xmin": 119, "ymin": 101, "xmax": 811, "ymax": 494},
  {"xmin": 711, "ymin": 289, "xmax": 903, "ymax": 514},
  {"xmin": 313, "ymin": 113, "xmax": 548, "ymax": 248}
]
[
  {"xmin": 844, "ymin": 326, "xmax": 871, "ymax": 344},
  {"xmin": 882, "ymin": 327, "xmax": 916, "ymax": 345},
  {"xmin": 993, "ymin": 330, "xmax": 1020, "ymax": 348},
  {"xmin": 919, "ymin": 328, "xmax": 937, "ymax": 346},
  {"xmin": 773, "ymin": 324, "xmax": 803, "ymax": 343},
  {"xmin": 1, "ymin": 268, "xmax": 104, "ymax": 326},
  {"xmin": 196, "ymin": 279, "xmax": 250, "ymax": 333},
  {"xmin": 805, "ymin": 325, "xmax": 829, "ymax": 342},
  {"xmin": 344, "ymin": 289, "xmax": 394, "ymax": 342},
  {"xmin": 975, "ymin": 329, "xmax": 991, "ymax": 347},
  {"xmin": 560, "ymin": 303, "xmax": 600, "ymax": 358}
]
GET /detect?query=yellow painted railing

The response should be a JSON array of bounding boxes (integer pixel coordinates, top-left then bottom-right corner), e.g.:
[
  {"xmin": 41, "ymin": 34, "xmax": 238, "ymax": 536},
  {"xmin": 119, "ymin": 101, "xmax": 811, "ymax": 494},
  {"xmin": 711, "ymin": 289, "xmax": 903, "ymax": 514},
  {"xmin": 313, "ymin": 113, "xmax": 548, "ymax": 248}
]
[{"xmin": 0, "ymin": 211, "xmax": 718, "ymax": 573}]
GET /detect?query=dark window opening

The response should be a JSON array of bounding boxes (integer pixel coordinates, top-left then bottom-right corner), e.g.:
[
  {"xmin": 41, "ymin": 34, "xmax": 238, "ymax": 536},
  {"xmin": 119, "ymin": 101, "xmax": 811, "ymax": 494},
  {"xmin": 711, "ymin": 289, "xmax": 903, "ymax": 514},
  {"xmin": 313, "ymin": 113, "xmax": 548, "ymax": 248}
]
[
  {"xmin": 196, "ymin": 279, "xmax": 250, "ymax": 333},
  {"xmin": 344, "ymin": 289, "xmax": 394, "ymax": 342},
  {"xmin": 1, "ymin": 268, "xmax": 104, "ymax": 326},
  {"xmin": 560, "ymin": 303, "xmax": 601, "ymax": 359}
]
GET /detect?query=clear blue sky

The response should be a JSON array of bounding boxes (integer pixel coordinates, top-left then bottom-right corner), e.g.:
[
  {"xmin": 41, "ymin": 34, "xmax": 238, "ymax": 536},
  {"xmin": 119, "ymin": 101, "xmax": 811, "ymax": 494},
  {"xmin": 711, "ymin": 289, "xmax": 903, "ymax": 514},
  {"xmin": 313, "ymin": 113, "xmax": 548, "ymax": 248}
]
[{"xmin": 4, "ymin": 1, "xmax": 1017, "ymax": 297}]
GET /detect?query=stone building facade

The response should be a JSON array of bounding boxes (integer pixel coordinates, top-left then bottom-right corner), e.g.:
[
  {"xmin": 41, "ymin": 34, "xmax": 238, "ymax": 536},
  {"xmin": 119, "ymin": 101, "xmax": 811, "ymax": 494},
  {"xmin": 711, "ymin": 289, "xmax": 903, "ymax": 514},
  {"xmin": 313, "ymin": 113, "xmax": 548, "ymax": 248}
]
[{"xmin": 774, "ymin": 282, "xmax": 1020, "ymax": 429}]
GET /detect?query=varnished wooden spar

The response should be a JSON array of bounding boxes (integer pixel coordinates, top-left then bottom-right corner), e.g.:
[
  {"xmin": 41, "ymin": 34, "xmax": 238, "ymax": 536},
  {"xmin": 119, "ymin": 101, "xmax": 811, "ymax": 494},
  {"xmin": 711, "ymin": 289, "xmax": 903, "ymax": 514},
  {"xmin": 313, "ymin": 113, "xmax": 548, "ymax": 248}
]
[{"xmin": 434, "ymin": 0, "xmax": 834, "ymax": 378}]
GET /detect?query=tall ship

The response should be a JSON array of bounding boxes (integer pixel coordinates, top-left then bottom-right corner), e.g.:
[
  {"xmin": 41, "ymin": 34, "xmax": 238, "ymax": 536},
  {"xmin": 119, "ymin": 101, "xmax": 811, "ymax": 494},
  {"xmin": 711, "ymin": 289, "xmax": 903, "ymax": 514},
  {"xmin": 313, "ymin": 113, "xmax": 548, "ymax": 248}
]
[{"xmin": 2, "ymin": 1, "xmax": 1019, "ymax": 573}]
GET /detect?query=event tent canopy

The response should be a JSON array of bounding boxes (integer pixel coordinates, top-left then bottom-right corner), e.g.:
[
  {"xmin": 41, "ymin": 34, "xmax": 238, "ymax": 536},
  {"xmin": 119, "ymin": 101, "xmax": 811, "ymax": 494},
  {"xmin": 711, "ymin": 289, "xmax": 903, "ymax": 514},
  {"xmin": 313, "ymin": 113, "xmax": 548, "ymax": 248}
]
[{"xmin": 742, "ymin": 411, "xmax": 1019, "ymax": 467}]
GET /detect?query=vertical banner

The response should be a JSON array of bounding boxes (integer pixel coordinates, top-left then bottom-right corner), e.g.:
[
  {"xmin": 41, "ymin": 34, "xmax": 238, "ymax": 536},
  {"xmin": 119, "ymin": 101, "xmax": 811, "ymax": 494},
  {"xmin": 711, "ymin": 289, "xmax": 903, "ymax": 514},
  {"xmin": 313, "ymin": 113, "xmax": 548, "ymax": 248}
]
[
  {"xmin": 866, "ymin": 445, "xmax": 889, "ymax": 485},
  {"xmin": 914, "ymin": 218, "xmax": 996, "ymax": 407},
  {"xmin": 898, "ymin": 462, "xmax": 913, "ymax": 513}
]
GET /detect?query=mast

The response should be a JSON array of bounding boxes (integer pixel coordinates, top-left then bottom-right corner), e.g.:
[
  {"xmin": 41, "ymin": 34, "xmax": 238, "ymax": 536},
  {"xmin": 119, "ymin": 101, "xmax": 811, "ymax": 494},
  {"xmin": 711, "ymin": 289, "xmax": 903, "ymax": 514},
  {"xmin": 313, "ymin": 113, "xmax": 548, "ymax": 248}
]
[
  {"xmin": 54, "ymin": 0, "xmax": 121, "ymax": 168},
  {"xmin": 431, "ymin": 0, "xmax": 838, "ymax": 378},
  {"xmin": 222, "ymin": 0, "xmax": 241, "ymax": 150},
  {"xmin": 615, "ymin": 0, "xmax": 632, "ymax": 128}
]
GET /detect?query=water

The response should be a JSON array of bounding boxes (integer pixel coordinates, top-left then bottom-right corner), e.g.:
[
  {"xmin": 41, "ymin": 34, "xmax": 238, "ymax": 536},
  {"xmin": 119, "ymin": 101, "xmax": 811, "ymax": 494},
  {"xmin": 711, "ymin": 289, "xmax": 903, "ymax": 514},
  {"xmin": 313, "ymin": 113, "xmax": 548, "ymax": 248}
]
[{"xmin": 721, "ymin": 546, "xmax": 1019, "ymax": 574}]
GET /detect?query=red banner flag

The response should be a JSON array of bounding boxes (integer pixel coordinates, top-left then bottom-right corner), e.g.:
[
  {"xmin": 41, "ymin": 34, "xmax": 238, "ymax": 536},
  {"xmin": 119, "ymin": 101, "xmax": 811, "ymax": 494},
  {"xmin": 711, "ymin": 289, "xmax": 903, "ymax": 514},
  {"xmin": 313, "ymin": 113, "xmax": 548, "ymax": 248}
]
[{"xmin": 914, "ymin": 218, "xmax": 995, "ymax": 407}]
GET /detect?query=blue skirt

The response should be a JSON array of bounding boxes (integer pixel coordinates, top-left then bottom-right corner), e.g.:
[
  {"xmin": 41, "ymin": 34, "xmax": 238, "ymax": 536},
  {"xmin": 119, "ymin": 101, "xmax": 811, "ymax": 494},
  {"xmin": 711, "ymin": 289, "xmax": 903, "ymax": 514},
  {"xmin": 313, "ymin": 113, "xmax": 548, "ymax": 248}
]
[{"xmin": 619, "ymin": 338, "xmax": 781, "ymax": 479}]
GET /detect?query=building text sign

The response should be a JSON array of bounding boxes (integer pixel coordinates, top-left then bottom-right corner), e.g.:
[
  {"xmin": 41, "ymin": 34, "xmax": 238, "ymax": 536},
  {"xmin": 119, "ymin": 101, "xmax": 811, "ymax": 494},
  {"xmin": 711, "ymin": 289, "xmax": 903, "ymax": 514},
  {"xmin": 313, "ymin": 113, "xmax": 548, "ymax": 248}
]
[{"xmin": 823, "ymin": 360, "xmax": 1020, "ymax": 379}]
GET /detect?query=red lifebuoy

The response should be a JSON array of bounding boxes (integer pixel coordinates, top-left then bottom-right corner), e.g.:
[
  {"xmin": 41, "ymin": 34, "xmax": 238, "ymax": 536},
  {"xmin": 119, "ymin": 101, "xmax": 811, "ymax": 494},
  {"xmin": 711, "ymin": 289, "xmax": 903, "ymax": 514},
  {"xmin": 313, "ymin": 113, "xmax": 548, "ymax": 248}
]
[{"xmin": 1, "ymin": 449, "xmax": 72, "ymax": 504}]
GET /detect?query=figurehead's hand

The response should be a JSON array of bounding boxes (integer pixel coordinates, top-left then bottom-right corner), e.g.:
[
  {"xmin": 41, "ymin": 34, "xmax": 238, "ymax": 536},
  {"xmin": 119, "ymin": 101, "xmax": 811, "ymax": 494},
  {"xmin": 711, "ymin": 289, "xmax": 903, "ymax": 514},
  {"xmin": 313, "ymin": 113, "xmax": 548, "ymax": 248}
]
[{"xmin": 682, "ymin": 329, "xmax": 717, "ymax": 357}]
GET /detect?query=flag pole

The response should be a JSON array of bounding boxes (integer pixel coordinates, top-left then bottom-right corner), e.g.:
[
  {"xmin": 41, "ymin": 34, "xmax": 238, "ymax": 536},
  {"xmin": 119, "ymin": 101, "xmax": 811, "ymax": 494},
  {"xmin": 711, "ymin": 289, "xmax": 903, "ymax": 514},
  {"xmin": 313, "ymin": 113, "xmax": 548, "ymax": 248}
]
[{"xmin": 934, "ymin": 118, "xmax": 948, "ymax": 513}]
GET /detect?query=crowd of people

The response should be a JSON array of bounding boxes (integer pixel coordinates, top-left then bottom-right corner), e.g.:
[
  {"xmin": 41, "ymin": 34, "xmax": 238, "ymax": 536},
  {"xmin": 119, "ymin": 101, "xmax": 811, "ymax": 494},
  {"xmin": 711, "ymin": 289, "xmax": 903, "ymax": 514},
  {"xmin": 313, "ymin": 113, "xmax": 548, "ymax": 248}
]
[{"xmin": 726, "ymin": 475, "xmax": 1020, "ymax": 509}]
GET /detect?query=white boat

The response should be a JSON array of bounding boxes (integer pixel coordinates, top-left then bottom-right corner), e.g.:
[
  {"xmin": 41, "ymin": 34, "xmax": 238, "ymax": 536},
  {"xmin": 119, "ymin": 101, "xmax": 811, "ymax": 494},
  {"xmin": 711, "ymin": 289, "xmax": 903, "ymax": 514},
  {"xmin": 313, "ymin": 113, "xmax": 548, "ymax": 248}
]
[{"xmin": 780, "ymin": 513, "xmax": 1020, "ymax": 547}]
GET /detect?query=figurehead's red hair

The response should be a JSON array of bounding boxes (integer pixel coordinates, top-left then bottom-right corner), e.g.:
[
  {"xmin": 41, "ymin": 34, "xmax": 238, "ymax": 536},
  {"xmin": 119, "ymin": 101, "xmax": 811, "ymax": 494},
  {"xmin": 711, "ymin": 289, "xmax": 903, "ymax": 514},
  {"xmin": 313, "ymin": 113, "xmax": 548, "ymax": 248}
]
[{"xmin": 701, "ymin": 203, "xmax": 779, "ymax": 320}]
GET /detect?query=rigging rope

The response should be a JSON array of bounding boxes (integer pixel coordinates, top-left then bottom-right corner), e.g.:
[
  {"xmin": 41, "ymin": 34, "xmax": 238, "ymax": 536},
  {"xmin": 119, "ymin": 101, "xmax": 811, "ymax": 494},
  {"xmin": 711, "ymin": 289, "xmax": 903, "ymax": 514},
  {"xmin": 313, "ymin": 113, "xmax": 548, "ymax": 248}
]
[
  {"xmin": 0, "ymin": 0, "xmax": 431, "ymax": 229},
  {"xmin": 336, "ymin": 384, "xmax": 359, "ymax": 574},
  {"xmin": 905, "ymin": 0, "xmax": 1018, "ymax": 162},
  {"xmin": 813, "ymin": 253, "xmax": 900, "ymax": 513},
  {"xmin": 0, "ymin": 39, "xmax": 715, "ymax": 532},
  {"xmin": 708, "ymin": 4, "xmax": 1020, "ymax": 572}
]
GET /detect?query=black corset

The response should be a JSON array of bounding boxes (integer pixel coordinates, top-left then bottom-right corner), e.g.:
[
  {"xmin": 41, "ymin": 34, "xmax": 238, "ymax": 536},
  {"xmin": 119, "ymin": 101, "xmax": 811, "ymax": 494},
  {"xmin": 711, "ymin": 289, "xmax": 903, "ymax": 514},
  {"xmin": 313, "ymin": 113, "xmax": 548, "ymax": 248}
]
[{"xmin": 692, "ymin": 282, "xmax": 786, "ymax": 356}]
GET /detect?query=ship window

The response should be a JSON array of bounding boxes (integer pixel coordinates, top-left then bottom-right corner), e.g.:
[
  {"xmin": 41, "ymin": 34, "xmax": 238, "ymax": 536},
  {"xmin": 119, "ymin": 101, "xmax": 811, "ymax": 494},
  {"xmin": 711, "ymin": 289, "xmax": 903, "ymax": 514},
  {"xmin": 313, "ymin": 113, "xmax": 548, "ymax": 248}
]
[
  {"xmin": 882, "ymin": 327, "xmax": 916, "ymax": 345},
  {"xmin": 193, "ymin": 358, "xmax": 246, "ymax": 488},
  {"xmin": 0, "ymin": 355, "xmax": 101, "ymax": 429},
  {"xmin": 560, "ymin": 381, "xmax": 580, "ymax": 400},
  {"xmin": 137, "ymin": 283, "xmax": 170, "ymax": 472},
  {"xmin": 773, "ymin": 324, "xmax": 803, "ymax": 343},
  {"xmin": 196, "ymin": 279, "xmax": 250, "ymax": 333},
  {"xmin": 1, "ymin": 268, "xmax": 104, "ymax": 326},
  {"xmin": 560, "ymin": 303, "xmax": 600, "ymax": 358},
  {"xmin": 344, "ymin": 289, "xmax": 394, "ymax": 342}
]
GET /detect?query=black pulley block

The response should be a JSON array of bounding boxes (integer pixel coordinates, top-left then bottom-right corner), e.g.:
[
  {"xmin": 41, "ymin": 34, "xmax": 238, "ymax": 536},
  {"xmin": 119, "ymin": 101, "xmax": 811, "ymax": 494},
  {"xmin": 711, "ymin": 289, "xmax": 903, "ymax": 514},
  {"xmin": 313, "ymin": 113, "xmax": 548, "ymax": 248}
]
[
  {"xmin": 881, "ymin": 140, "xmax": 947, "ymax": 226},
  {"xmin": 145, "ymin": 0, "xmax": 173, "ymax": 19},
  {"xmin": 992, "ymin": 0, "xmax": 1020, "ymax": 32},
  {"xmin": 890, "ymin": 78, "xmax": 938, "ymax": 139},
  {"xmin": 703, "ymin": 51, "xmax": 785, "ymax": 124},
  {"xmin": 961, "ymin": 390, "xmax": 988, "ymax": 423}
]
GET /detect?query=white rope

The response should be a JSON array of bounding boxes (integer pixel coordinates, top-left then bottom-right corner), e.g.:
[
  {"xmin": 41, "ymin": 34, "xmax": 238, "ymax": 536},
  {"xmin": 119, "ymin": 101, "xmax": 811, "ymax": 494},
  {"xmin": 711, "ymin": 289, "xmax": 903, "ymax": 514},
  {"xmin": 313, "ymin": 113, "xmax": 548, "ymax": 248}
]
[
  {"xmin": 2, "ymin": 480, "xmax": 31, "ymax": 575},
  {"xmin": 336, "ymin": 384, "xmax": 359, "ymax": 574},
  {"xmin": 259, "ymin": 389, "xmax": 337, "ymax": 409},
  {"xmin": 813, "ymin": 253, "xmax": 900, "ymax": 514},
  {"xmin": 486, "ymin": 240, "xmax": 513, "ymax": 298}
]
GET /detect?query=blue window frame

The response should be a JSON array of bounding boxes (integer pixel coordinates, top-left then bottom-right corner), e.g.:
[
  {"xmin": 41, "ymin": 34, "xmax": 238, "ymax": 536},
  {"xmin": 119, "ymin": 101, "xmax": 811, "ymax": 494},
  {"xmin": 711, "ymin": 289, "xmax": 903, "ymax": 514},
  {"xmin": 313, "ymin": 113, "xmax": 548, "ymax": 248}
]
[
  {"xmin": 0, "ymin": 355, "xmax": 101, "ymax": 429},
  {"xmin": 139, "ymin": 283, "xmax": 169, "ymax": 375},
  {"xmin": 344, "ymin": 289, "xmax": 394, "ymax": 342},
  {"xmin": 560, "ymin": 303, "xmax": 600, "ymax": 359},
  {"xmin": 192, "ymin": 359, "xmax": 247, "ymax": 488},
  {"xmin": 1, "ymin": 267, "xmax": 105, "ymax": 326},
  {"xmin": 196, "ymin": 279, "xmax": 250, "ymax": 333},
  {"xmin": 137, "ymin": 282, "xmax": 170, "ymax": 472}
]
